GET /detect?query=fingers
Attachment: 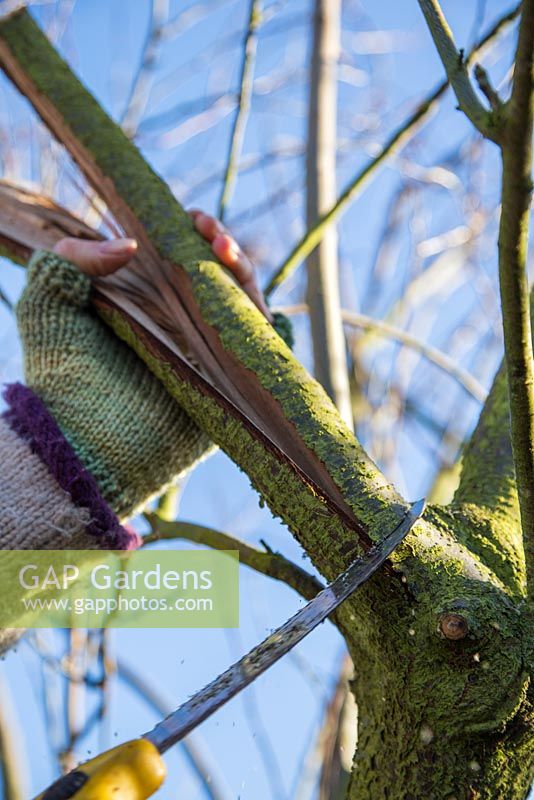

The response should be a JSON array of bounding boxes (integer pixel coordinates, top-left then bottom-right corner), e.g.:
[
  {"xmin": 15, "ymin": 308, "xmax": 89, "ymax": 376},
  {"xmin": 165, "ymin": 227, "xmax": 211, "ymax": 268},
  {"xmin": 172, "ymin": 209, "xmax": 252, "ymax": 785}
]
[
  {"xmin": 211, "ymin": 233, "xmax": 251, "ymax": 283},
  {"xmin": 189, "ymin": 210, "xmax": 272, "ymax": 321},
  {"xmin": 52, "ymin": 237, "xmax": 138, "ymax": 277},
  {"xmin": 189, "ymin": 209, "xmax": 223, "ymax": 243}
]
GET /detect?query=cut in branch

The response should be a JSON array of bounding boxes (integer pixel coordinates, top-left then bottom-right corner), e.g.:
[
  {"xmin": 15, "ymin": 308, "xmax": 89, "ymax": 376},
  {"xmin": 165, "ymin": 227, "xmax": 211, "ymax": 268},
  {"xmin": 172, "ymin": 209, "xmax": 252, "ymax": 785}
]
[
  {"xmin": 416, "ymin": 0, "xmax": 502, "ymax": 142},
  {"xmin": 265, "ymin": 4, "xmax": 519, "ymax": 296},
  {"xmin": 0, "ymin": 179, "xmax": 502, "ymax": 597}
]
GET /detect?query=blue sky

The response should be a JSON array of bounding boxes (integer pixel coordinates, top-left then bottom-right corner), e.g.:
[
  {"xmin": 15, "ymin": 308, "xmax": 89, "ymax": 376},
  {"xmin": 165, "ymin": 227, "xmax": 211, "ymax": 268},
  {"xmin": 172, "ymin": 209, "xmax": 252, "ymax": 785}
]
[{"xmin": 0, "ymin": 1, "xmax": 527, "ymax": 797}]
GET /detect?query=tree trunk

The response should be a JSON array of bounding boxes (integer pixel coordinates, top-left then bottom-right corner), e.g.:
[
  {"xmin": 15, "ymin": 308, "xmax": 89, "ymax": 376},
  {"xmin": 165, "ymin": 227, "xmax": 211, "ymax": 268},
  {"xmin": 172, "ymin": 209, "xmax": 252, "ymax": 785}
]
[{"xmin": 346, "ymin": 622, "xmax": 533, "ymax": 799}]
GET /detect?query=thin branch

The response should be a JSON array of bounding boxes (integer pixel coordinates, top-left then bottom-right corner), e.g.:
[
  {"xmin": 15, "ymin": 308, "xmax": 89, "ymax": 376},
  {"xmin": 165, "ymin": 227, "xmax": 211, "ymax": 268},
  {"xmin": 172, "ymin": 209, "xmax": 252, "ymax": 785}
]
[
  {"xmin": 317, "ymin": 655, "xmax": 354, "ymax": 800},
  {"xmin": 474, "ymin": 63, "xmax": 503, "ymax": 111},
  {"xmin": 264, "ymin": 4, "xmax": 519, "ymax": 297},
  {"xmin": 277, "ymin": 304, "xmax": 487, "ymax": 403},
  {"xmin": 120, "ymin": 0, "xmax": 170, "ymax": 137},
  {"xmin": 63, "ymin": 628, "xmax": 88, "ymax": 772},
  {"xmin": 155, "ymin": 482, "xmax": 182, "ymax": 522},
  {"xmin": 0, "ymin": 282, "xmax": 12, "ymax": 311},
  {"xmin": 143, "ymin": 515, "xmax": 325, "ymax": 602},
  {"xmin": 117, "ymin": 659, "xmax": 232, "ymax": 800},
  {"xmin": 0, "ymin": 676, "xmax": 28, "ymax": 800},
  {"xmin": 305, "ymin": 0, "xmax": 353, "ymax": 429},
  {"xmin": 218, "ymin": 0, "xmax": 262, "ymax": 221},
  {"xmin": 416, "ymin": 0, "xmax": 502, "ymax": 142},
  {"xmin": 497, "ymin": 0, "xmax": 534, "ymax": 596}
]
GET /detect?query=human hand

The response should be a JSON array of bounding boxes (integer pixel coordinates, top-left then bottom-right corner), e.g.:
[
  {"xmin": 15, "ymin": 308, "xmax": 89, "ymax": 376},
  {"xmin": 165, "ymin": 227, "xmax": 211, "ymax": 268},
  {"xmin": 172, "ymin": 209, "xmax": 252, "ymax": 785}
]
[{"xmin": 53, "ymin": 210, "xmax": 273, "ymax": 321}]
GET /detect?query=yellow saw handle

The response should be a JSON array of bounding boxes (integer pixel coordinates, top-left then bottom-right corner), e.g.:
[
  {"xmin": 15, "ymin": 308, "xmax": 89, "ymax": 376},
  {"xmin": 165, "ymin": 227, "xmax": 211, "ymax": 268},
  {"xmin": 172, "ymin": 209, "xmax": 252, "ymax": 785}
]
[{"xmin": 34, "ymin": 739, "xmax": 166, "ymax": 800}]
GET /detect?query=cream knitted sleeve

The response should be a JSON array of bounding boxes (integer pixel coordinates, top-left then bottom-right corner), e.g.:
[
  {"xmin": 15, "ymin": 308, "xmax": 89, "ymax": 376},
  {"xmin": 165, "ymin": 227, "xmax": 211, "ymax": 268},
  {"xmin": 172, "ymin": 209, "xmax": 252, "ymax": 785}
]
[{"xmin": 0, "ymin": 415, "xmax": 98, "ymax": 549}]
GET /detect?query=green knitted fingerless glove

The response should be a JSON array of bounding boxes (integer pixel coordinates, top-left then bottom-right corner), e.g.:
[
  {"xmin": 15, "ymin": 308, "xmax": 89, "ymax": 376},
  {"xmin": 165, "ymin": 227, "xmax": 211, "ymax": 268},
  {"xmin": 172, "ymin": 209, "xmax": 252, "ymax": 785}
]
[{"xmin": 17, "ymin": 251, "xmax": 213, "ymax": 520}]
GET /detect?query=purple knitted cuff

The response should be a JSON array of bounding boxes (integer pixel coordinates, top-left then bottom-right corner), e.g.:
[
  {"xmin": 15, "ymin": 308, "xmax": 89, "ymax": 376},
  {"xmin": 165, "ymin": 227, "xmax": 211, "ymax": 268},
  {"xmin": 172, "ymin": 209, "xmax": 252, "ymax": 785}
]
[{"xmin": 2, "ymin": 383, "xmax": 140, "ymax": 550}]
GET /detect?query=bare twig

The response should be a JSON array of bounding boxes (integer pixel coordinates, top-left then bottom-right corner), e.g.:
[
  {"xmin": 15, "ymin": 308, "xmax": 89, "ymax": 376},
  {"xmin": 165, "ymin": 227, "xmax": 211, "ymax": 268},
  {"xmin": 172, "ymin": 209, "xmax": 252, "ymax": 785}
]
[
  {"xmin": 318, "ymin": 655, "xmax": 354, "ymax": 800},
  {"xmin": 497, "ymin": 0, "xmax": 534, "ymax": 595},
  {"xmin": 416, "ymin": 0, "xmax": 502, "ymax": 141},
  {"xmin": 474, "ymin": 63, "xmax": 503, "ymax": 111},
  {"xmin": 143, "ymin": 515, "xmax": 324, "ymax": 602},
  {"xmin": 218, "ymin": 0, "xmax": 262, "ymax": 221},
  {"xmin": 64, "ymin": 628, "xmax": 87, "ymax": 771},
  {"xmin": 0, "ymin": 675, "xmax": 28, "ymax": 800},
  {"xmin": 277, "ymin": 304, "xmax": 487, "ymax": 403},
  {"xmin": 0, "ymin": 283, "xmax": 12, "ymax": 311},
  {"xmin": 264, "ymin": 4, "xmax": 519, "ymax": 297},
  {"xmin": 120, "ymin": 0, "xmax": 170, "ymax": 137}
]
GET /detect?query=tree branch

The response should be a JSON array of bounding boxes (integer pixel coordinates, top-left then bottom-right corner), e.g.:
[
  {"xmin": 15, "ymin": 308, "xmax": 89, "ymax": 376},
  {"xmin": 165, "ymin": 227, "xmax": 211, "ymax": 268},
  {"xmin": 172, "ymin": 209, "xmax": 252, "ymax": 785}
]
[
  {"xmin": 416, "ymin": 0, "xmax": 503, "ymax": 142},
  {"xmin": 0, "ymin": 11, "xmax": 511, "ymax": 642},
  {"xmin": 497, "ymin": 0, "xmax": 534, "ymax": 596},
  {"xmin": 264, "ymin": 5, "xmax": 519, "ymax": 297},
  {"xmin": 120, "ymin": 0, "xmax": 170, "ymax": 137},
  {"xmin": 144, "ymin": 514, "xmax": 325, "ymax": 601},
  {"xmin": 0, "ymin": 179, "xmax": 503, "ymax": 605},
  {"xmin": 0, "ymin": 8, "xmax": 410, "ymax": 585},
  {"xmin": 279, "ymin": 304, "xmax": 487, "ymax": 402},
  {"xmin": 217, "ymin": 0, "xmax": 261, "ymax": 221},
  {"xmin": 305, "ymin": 0, "xmax": 353, "ymax": 429},
  {"xmin": 0, "ymin": 676, "xmax": 28, "ymax": 800}
]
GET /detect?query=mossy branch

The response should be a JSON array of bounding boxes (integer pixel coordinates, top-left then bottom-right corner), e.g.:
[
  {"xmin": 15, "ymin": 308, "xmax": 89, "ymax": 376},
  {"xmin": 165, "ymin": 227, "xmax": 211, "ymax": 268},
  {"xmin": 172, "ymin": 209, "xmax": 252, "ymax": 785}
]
[
  {"xmin": 416, "ymin": 0, "xmax": 503, "ymax": 142},
  {"xmin": 0, "ymin": 181, "xmax": 508, "ymax": 600},
  {"xmin": 0, "ymin": 8, "xmax": 414, "ymax": 580},
  {"xmin": 497, "ymin": 0, "xmax": 534, "ymax": 597}
]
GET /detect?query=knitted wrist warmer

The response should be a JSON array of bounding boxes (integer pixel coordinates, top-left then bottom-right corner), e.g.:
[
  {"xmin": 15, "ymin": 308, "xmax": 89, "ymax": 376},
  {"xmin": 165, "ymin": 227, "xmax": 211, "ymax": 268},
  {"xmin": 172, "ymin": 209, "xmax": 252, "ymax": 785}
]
[
  {"xmin": 1, "ymin": 384, "xmax": 140, "ymax": 550},
  {"xmin": 17, "ymin": 251, "xmax": 213, "ymax": 520}
]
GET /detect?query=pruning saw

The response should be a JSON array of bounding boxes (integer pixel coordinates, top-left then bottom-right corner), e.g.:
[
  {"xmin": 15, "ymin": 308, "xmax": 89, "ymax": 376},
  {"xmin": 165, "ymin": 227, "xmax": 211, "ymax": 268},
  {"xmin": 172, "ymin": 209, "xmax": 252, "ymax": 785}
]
[{"xmin": 35, "ymin": 498, "xmax": 424, "ymax": 800}]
